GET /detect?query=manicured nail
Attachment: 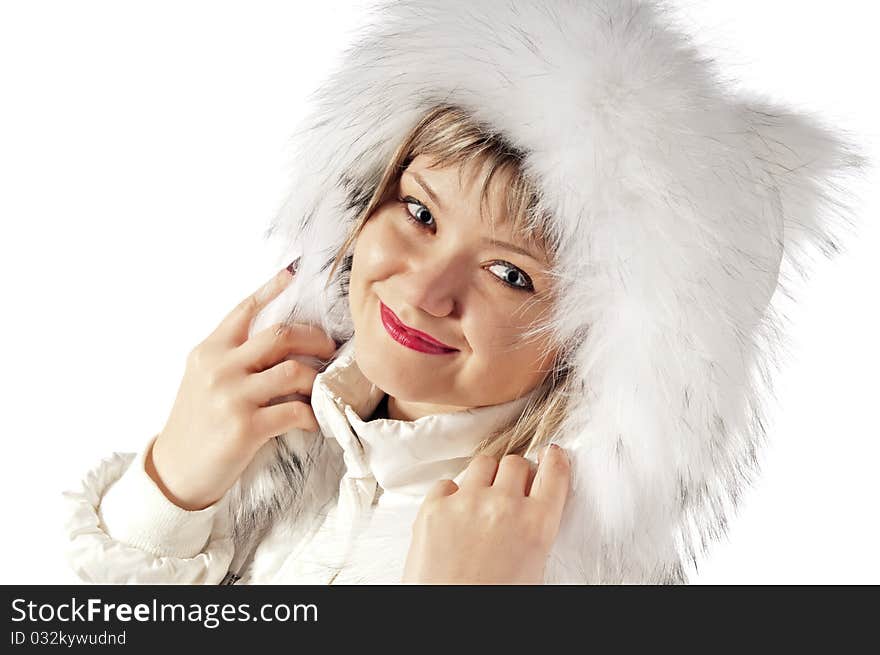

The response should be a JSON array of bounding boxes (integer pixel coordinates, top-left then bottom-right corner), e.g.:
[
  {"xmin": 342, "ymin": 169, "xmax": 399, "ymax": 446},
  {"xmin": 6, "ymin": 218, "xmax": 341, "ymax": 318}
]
[
  {"xmin": 286, "ymin": 260, "xmax": 298, "ymax": 276},
  {"xmin": 550, "ymin": 443, "xmax": 569, "ymax": 463}
]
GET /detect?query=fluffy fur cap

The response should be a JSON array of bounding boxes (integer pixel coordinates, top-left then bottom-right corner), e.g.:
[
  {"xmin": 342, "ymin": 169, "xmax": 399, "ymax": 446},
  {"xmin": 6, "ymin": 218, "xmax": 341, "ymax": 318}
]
[{"xmin": 232, "ymin": 0, "xmax": 868, "ymax": 583}]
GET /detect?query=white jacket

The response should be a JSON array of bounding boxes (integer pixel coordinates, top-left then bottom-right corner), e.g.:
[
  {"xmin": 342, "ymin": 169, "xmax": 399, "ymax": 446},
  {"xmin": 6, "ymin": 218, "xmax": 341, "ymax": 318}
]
[{"xmin": 62, "ymin": 338, "xmax": 539, "ymax": 584}]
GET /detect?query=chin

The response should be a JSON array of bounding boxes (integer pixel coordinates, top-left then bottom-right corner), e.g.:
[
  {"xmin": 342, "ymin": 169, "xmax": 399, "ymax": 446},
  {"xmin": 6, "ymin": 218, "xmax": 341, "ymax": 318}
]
[{"xmin": 356, "ymin": 339, "xmax": 439, "ymax": 399}]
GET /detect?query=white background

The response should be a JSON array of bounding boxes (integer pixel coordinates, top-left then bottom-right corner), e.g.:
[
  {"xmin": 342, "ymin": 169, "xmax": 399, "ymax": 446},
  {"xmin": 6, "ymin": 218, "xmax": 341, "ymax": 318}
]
[{"xmin": 1, "ymin": 0, "xmax": 877, "ymax": 584}]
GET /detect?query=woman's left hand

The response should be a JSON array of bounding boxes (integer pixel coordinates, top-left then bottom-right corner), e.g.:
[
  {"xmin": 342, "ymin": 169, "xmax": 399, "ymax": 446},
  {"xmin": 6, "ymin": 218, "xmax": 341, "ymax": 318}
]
[{"xmin": 402, "ymin": 443, "xmax": 570, "ymax": 584}]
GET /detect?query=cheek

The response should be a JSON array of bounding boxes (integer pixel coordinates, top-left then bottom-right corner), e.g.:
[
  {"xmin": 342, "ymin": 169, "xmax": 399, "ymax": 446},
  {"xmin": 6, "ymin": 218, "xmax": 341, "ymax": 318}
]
[
  {"xmin": 462, "ymin": 315, "xmax": 522, "ymax": 371},
  {"xmin": 463, "ymin": 296, "xmax": 557, "ymax": 386},
  {"xmin": 489, "ymin": 333, "xmax": 557, "ymax": 385},
  {"xmin": 466, "ymin": 296, "xmax": 545, "ymax": 349},
  {"xmin": 351, "ymin": 212, "xmax": 405, "ymax": 281}
]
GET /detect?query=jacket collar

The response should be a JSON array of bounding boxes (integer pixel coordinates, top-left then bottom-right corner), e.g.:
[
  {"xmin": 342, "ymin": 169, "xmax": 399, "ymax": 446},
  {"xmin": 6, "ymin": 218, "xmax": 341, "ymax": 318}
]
[{"xmin": 310, "ymin": 336, "xmax": 539, "ymax": 498}]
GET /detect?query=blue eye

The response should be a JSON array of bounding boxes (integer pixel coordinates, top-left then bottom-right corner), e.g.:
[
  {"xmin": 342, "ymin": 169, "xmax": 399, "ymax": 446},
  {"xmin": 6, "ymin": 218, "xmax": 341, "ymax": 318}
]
[
  {"xmin": 485, "ymin": 262, "xmax": 533, "ymax": 291},
  {"xmin": 397, "ymin": 195, "xmax": 535, "ymax": 293},
  {"xmin": 400, "ymin": 196, "xmax": 435, "ymax": 229}
]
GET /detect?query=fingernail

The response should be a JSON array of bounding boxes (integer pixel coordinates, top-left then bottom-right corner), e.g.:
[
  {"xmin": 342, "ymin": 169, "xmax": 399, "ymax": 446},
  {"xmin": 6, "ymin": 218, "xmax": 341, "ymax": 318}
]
[
  {"xmin": 286, "ymin": 260, "xmax": 298, "ymax": 276},
  {"xmin": 551, "ymin": 443, "xmax": 569, "ymax": 463},
  {"xmin": 538, "ymin": 443, "xmax": 551, "ymax": 464}
]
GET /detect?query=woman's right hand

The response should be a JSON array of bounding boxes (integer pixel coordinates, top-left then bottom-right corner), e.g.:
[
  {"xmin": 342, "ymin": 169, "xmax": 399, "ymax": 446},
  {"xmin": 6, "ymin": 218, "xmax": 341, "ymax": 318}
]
[{"xmin": 147, "ymin": 264, "xmax": 339, "ymax": 511}]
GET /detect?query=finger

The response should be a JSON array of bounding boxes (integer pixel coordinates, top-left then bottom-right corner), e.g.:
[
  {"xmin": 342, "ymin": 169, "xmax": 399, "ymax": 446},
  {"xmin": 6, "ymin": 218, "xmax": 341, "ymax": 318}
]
[
  {"xmin": 424, "ymin": 478, "xmax": 459, "ymax": 501},
  {"xmin": 523, "ymin": 460, "xmax": 538, "ymax": 496},
  {"xmin": 232, "ymin": 321, "xmax": 338, "ymax": 374},
  {"xmin": 211, "ymin": 265, "xmax": 296, "ymax": 347},
  {"xmin": 251, "ymin": 399, "xmax": 320, "ymax": 440},
  {"xmin": 525, "ymin": 443, "xmax": 548, "ymax": 493},
  {"xmin": 528, "ymin": 444, "xmax": 571, "ymax": 519},
  {"xmin": 492, "ymin": 454, "xmax": 532, "ymax": 495},
  {"xmin": 241, "ymin": 357, "xmax": 319, "ymax": 406},
  {"xmin": 458, "ymin": 454, "xmax": 499, "ymax": 489}
]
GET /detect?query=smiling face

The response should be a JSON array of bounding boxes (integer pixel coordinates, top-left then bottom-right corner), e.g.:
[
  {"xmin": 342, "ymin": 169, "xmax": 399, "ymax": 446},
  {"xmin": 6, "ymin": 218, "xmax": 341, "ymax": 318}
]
[{"xmin": 347, "ymin": 153, "xmax": 560, "ymax": 419}]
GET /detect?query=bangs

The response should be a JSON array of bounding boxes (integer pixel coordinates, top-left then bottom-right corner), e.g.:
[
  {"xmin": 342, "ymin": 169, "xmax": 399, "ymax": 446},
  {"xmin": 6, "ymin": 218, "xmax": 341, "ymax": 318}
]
[
  {"xmin": 403, "ymin": 105, "xmax": 555, "ymax": 265},
  {"xmin": 329, "ymin": 104, "xmax": 558, "ymax": 287}
]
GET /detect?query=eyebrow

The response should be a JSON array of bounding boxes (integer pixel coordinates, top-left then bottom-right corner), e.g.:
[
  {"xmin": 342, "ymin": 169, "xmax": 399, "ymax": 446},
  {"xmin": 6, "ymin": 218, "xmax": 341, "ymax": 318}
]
[
  {"xmin": 407, "ymin": 171, "xmax": 446, "ymax": 213},
  {"xmin": 405, "ymin": 170, "xmax": 544, "ymax": 263},
  {"xmin": 481, "ymin": 236, "xmax": 543, "ymax": 262}
]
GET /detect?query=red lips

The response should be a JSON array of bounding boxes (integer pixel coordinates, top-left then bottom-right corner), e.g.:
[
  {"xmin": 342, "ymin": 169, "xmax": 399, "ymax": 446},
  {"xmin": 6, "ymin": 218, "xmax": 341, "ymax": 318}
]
[{"xmin": 379, "ymin": 302, "xmax": 458, "ymax": 354}]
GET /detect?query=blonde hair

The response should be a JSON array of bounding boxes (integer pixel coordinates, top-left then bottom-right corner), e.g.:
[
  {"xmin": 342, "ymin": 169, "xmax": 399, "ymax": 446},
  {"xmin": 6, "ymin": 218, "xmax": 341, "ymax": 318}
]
[{"xmin": 327, "ymin": 104, "xmax": 579, "ymax": 460}]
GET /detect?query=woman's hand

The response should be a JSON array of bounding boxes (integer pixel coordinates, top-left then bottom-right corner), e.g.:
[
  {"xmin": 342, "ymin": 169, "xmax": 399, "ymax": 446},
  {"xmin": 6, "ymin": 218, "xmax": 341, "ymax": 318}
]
[
  {"xmin": 402, "ymin": 443, "xmax": 571, "ymax": 584},
  {"xmin": 148, "ymin": 263, "xmax": 338, "ymax": 511}
]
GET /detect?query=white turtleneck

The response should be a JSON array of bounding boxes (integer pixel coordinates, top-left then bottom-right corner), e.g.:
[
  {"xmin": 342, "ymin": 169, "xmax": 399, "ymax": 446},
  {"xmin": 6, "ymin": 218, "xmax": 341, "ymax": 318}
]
[{"xmin": 312, "ymin": 336, "xmax": 536, "ymax": 504}]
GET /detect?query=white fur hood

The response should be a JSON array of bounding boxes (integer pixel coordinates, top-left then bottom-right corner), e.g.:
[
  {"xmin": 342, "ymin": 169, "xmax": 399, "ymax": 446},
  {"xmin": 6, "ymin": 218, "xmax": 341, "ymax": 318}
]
[{"xmin": 228, "ymin": 0, "xmax": 867, "ymax": 583}]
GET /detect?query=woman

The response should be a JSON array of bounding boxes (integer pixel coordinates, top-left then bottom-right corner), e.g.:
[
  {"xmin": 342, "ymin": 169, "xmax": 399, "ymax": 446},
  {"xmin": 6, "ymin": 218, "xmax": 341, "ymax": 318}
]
[{"xmin": 62, "ymin": 0, "xmax": 865, "ymax": 584}]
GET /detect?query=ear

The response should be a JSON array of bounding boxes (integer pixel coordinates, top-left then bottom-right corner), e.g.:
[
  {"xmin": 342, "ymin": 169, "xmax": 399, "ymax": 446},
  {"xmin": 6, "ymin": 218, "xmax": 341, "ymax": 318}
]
[{"xmin": 739, "ymin": 98, "xmax": 869, "ymax": 284}]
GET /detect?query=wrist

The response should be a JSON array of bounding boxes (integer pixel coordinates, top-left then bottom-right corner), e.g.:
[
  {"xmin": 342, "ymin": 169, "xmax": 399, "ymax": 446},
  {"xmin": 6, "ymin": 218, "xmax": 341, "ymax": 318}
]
[{"xmin": 146, "ymin": 438, "xmax": 219, "ymax": 511}]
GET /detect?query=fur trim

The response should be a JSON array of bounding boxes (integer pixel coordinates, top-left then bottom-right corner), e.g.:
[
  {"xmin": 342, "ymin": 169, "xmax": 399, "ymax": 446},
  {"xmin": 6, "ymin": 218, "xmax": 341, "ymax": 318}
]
[{"xmin": 232, "ymin": 0, "xmax": 867, "ymax": 583}]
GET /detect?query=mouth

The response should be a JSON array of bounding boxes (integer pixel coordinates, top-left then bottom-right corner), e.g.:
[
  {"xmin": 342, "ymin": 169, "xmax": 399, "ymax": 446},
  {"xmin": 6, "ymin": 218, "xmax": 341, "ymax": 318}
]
[{"xmin": 379, "ymin": 301, "xmax": 459, "ymax": 355}]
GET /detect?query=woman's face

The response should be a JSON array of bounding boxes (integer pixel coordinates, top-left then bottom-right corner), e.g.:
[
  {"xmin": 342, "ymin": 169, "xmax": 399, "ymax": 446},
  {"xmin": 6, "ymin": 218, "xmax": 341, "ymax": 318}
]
[{"xmin": 348, "ymin": 153, "xmax": 559, "ymax": 418}]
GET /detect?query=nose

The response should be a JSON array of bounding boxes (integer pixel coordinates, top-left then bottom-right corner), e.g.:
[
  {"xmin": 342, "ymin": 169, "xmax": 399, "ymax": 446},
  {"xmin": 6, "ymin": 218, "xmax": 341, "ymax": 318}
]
[{"xmin": 398, "ymin": 253, "xmax": 465, "ymax": 318}]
